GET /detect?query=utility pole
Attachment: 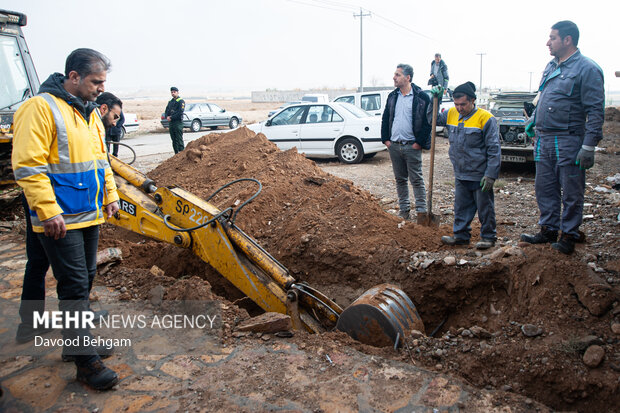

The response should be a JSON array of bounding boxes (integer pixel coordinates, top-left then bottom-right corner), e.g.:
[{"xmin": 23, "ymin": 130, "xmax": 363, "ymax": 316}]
[
  {"xmin": 476, "ymin": 52, "xmax": 486, "ymax": 92},
  {"xmin": 528, "ymin": 71, "xmax": 533, "ymax": 92},
  {"xmin": 353, "ymin": 8, "xmax": 371, "ymax": 92}
]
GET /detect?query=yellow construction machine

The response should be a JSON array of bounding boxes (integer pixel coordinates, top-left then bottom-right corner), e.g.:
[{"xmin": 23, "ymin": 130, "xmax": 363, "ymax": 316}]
[{"xmin": 107, "ymin": 155, "xmax": 425, "ymax": 347}]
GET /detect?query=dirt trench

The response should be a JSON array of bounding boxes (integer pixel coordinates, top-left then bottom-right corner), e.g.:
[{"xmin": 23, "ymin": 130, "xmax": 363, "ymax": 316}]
[{"xmin": 99, "ymin": 127, "xmax": 620, "ymax": 412}]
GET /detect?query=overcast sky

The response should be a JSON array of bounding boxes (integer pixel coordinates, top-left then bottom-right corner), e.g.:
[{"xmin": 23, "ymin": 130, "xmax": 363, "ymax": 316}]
[{"xmin": 5, "ymin": 0, "xmax": 619, "ymax": 98}]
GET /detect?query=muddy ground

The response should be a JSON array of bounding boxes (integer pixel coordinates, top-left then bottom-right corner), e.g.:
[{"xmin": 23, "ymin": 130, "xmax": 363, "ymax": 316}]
[{"xmin": 3, "ymin": 106, "xmax": 619, "ymax": 411}]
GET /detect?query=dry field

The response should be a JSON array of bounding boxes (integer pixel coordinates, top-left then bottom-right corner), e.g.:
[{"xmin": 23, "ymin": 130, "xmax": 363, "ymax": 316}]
[{"xmin": 122, "ymin": 98, "xmax": 280, "ymax": 134}]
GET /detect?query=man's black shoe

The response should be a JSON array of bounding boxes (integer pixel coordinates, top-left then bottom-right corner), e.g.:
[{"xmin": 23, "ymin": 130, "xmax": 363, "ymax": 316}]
[
  {"xmin": 62, "ymin": 344, "xmax": 114, "ymax": 362},
  {"xmin": 520, "ymin": 226, "xmax": 558, "ymax": 244},
  {"xmin": 476, "ymin": 238, "xmax": 496, "ymax": 250},
  {"xmin": 551, "ymin": 234, "xmax": 576, "ymax": 255},
  {"xmin": 441, "ymin": 236, "xmax": 470, "ymax": 246},
  {"xmin": 76, "ymin": 359, "xmax": 119, "ymax": 390},
  {"xmin": 15, "ymin": 323, "xmax": 54, "ymax": 344}
]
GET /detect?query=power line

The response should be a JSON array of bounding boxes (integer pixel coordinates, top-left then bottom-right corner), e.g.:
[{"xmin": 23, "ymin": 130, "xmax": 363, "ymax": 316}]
[{"xmin": 353, "ymin": 7, "xmax": 371, "ymax": 91}]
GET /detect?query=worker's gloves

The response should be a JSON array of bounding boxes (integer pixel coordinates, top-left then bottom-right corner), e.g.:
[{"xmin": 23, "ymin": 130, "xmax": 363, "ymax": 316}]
[
  {"xmin": 430, "ymin": 86, "xmax": 444, "ymax": 98},
  {"xmin": 525, "ymin": 122, "xmax": 535, "ymax": 138},
  {"xmin": 575, "ymin": 145, "xmax": 595, "ymax": 170},
  {"xmin": 480, "ymin": 176, "xmax": 495, "ymax": 192}
]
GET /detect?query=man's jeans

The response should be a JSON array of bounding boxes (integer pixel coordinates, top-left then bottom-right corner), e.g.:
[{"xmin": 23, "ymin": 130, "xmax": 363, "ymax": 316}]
[
  {"xmin": 37, "ymin": 225, "xmax": 100, "ymax": 364},
  {"xmin": 388, "ymin": 142, "xmax": 427, "ymax": 213},
  {"xmin": 18, "ymin": 194, "xmax": 50, "ymax": 326},
  {"xmin": 453, "ymin": 179, "xmax": 496, "ymax": 241}
]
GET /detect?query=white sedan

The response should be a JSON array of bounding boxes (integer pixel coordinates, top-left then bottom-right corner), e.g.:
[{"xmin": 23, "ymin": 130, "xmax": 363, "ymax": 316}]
[{"xmin": 247, "ymin": 102, "xmax": 385, "ymax": 164}]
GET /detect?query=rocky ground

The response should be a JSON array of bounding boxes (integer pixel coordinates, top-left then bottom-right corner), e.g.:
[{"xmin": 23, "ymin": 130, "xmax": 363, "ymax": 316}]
[{"xmin": 1, "ymin": 106, "xmax": 618, "ymax": 412}]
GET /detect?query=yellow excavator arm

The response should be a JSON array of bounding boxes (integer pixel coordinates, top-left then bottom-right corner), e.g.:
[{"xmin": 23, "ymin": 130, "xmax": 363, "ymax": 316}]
[{"xmin": 107, "ymin": 155, "xmax": 424, "ymax": 345}]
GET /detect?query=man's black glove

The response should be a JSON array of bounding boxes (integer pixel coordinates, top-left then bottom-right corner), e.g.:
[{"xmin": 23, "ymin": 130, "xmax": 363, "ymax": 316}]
[
  {"xmin": 480, "ymin": 176, "xmax": 495, "ymax": 192},
  {"xmin": 575, "ymin": 146, "xmax": 595, "ymax": 170}
]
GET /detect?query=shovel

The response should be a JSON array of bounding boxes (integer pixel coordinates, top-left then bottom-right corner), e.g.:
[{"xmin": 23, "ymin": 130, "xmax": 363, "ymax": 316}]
[{"xmin": 417, "ymin": 95, "xmax": 440, "ymax": 227}]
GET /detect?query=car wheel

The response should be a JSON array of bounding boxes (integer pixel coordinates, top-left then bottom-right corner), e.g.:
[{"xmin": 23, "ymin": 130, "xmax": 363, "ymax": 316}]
[
  {"xmin": 337, "ymin": 137, "xmax": 364, "ymax": 164},
  {"xmin": 190, "ymin": 119, "xmax": 202, "ymax": 132},
  {"xmin": 229, "ymin": 117, "xmax": 239, "ymax": 129},
  {"xmin": 119, "ymin": 126, "xmax": 126, "ymax": 140}
]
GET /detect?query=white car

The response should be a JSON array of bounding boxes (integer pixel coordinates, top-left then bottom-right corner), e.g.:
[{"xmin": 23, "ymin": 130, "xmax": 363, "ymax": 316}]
[
  {"xmin": 122, "ymin": 113, "xmax": 140, "ymax": 137},
  {"xmin": 248, "ymin": 102, "xmax": 385, "ymax": 164},
  {"xmin": 333, "ymin": 90, "xmax": 391, "ymax": 117}
]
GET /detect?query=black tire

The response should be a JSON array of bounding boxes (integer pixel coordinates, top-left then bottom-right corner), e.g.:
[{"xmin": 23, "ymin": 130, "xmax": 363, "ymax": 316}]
[
  {"xmin": 229, "ymin": 117, "xmax": 239, "ymax": 129},
  {"xmin": 190, "ymin": 119, "xmax": 202, "ymax": 132},
  {"xmin": 119, "ymin": 126, "xmax": 126, "ymax": 140},
  {"xmin": 337, "ymin": 137, "xmax": 364, "ymax": 164}
]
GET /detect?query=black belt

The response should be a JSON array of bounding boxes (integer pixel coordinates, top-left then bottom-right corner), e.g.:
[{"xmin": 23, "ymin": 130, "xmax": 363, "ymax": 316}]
[{"xmin": 392, "ymin": 140, "xmax": 415, "ymax": 145}]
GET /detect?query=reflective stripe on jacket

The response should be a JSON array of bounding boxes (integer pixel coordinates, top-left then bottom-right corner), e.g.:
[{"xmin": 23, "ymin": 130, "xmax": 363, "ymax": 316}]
[
  {"xmin": 12, "ymin": 93, "xmax": 119, "ymax": 232},
  {"xmin": 439, "ymin": 106, "xmax": 501, "ymax": 181}
]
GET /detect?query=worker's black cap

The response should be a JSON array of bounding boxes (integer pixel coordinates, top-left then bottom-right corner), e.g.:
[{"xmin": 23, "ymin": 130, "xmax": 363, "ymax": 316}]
[{"xmin": 170, "ymin": 86, "xmax": 178, "ymax": 92}]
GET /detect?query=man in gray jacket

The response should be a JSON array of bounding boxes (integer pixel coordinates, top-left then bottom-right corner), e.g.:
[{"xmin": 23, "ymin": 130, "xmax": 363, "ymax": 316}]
[
  {"xmin": 429, "ymin": 53, "xmax": 449, "ymax": 90},
  {"xmin": 431, "ymin": 82, "xmax": 501, "ymax": 250},
  {"xmin": 521, "ymin": 20, "xmax": 604, "ymax": 254}
]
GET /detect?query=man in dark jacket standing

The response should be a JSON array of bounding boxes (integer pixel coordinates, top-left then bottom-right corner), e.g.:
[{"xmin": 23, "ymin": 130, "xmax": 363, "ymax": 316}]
[
  {"xmin": 430, "ymin": 54, "xmax": 449, "ymax": 89},
  {"xmin": 381, "ymin": 63, "xmax": 432, "ymax": 220},
  {"xmin": 96, "ymin": 92, "xmax": 124, "ymax": 156},
  {"xmin": 165, "ymin": 86, "xmax": 185, "ymax": 153},
  {"xmin": 520, "ymin": 21, "xmax": 604, "ymax": 254}
]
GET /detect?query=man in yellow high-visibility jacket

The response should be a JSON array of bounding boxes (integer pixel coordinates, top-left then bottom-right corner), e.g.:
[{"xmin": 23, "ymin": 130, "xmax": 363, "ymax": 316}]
[{"xmin": 12, "ymin": 48, "xmax": 120, "ymax": 391}]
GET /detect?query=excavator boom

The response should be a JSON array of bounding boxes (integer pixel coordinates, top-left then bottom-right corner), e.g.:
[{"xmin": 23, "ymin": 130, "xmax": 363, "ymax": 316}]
[{"xmin": 107, "ymin": 155, "xmax": 424, "ymax": 345}]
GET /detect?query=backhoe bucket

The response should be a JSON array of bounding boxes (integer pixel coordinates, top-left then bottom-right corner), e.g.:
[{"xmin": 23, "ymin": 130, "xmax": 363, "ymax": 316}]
[{"xmin": 336, "ymin": 284, "xmax": 424, "ymax": 347}]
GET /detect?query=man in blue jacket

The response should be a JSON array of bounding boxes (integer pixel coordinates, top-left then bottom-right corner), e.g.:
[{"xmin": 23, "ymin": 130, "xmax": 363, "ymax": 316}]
[
  {"xmin": 381, "ymin": 63, "xmax": 432, "ymax": 220},
  {"xmin": 521, "ymin": 21, "xmax": 604, "ymax": 254},
  {"xmin": 431, "ymin": 82, "xmax": 501, "ymax": 249}
]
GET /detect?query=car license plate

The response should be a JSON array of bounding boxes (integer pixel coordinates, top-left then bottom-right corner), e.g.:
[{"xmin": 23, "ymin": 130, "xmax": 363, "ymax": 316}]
[{"xmin": 501, "ymin": 155, "xmax": 527, "ymax": 163}]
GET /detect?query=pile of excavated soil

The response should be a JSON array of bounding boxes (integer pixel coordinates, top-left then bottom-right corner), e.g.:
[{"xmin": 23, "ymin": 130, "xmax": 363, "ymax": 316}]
[{"xmin": 99, "ymin": 127, "xmax": 619, "ymax": 412}]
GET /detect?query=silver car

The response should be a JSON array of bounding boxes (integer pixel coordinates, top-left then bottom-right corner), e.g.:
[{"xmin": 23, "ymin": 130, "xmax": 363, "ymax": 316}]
[{"xmin": 161, "ymin": 102, "xmax": 242, "ymax": 132}]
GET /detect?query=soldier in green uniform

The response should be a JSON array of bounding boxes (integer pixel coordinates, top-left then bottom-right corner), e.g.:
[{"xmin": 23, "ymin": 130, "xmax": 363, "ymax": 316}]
[{"xmin": 165, "ymin": 86, "xmax": 185, "ymax": 153}]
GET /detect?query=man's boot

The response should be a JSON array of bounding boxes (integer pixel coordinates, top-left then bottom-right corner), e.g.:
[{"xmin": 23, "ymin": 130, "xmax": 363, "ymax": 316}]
[
  {"xmin": 551, "ymin": 234, "xmax": 576, "ymax": 255},
  {"xmin": 76, "ymin": 358, "xmax": 119, "ymax": 390},
  {"xmin": 520, "ymin": 226, "xmax": 558, "ymax": 244}
]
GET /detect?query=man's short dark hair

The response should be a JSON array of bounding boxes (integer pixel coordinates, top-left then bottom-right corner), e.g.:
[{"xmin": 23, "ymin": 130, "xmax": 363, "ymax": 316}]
[
  {"xmin": 65, "ymin": 48, "xmax": 111, "ymax": 78},
  {"xmin": 552, "ymin": 20, "xmax": 579, "ymax": 46},
  {"xmin": 96, "ymin": 92, "xmax": 122, "ymax": 110},
  {"xmin": 435, "ymin": 53, "xmax": 441, "ymax": 58},
  {"xmin": 397, "ymin": 63, "xmax": 414, "ymax": 81}
]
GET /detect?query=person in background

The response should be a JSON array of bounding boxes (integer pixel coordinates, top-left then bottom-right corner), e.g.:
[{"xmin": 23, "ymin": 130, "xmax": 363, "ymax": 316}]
[
  {"xmin": 165, "ymin": 86, "xmax": 185, "ymax": 153},
  {"xmin": 97, "ymin": 92, "xmax": 125, "ymax": 157},
  {"xmin": 429, "ymin": 53, "xmax": 449, "ymax": 101}
]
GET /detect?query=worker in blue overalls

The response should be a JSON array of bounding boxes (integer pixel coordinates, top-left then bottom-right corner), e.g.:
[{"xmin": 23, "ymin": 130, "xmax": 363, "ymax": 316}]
[{"xmin": 521, "ymin": 20, "xmax": 604, "ymax": 254}]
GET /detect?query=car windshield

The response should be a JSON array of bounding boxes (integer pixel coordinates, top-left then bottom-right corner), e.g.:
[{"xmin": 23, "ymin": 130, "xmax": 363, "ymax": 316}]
[
  {"xmin": 338, "ymin": 102, "xmax": 371, "ymax": 118},
  {"xmin": 0, "ymin": 35, "xmax": 31, "ymax": 110},
  {"xmin": 335, "ymin": 96, "xmax": 355, "ymax": 104},
  {"xmin": 209, "ymin": 103, "xmax": 222, "ymax": 112}
]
